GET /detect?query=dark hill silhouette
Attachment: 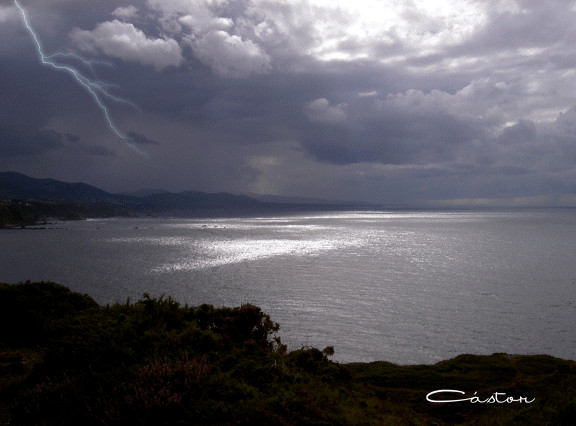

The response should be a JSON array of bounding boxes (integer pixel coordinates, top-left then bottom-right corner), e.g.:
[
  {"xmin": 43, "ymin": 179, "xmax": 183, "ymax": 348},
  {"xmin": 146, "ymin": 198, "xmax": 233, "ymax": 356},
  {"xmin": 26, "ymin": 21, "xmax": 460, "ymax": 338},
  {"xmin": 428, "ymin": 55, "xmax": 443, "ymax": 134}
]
[
  {"xmin": 0, "ymin": 172, "xmax": 128, "ymax": 202},
  {"xmin": 0, "ymin": 171, "xmax": 371, "ymax": 226},
  {"xmin": 0, "ymin": 172, "xmax": 257, "ymax": 209}
]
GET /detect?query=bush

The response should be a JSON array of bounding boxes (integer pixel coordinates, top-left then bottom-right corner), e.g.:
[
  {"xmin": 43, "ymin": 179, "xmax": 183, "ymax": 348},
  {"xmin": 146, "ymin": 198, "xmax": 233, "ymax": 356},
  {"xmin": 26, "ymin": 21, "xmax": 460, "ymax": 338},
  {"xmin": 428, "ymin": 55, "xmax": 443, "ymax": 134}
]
[
  {"xmin": 2, "ymin": 282, "xmax": 575, "ymax": 425},
  {"xmin": 0, "ymin": 281, "xmax": 97, "ymax": 346}
]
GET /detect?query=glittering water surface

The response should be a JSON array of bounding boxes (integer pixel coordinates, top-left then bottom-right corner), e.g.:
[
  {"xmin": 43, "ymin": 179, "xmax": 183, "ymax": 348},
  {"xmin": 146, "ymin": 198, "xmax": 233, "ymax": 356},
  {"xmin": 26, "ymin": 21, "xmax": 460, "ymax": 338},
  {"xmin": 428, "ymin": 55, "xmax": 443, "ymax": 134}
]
[{"xmin": 1, "ymin": 210, "xmax": 575, "ymax": 364}]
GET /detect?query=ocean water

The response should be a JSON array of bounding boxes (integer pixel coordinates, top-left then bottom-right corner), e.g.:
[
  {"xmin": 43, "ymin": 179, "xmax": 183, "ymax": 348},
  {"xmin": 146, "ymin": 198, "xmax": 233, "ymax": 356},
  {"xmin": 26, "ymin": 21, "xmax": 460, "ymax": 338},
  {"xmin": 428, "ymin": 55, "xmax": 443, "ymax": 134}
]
[{"xmin": 1, "ymin": 210, "xmax": 575, "ymax": 364}]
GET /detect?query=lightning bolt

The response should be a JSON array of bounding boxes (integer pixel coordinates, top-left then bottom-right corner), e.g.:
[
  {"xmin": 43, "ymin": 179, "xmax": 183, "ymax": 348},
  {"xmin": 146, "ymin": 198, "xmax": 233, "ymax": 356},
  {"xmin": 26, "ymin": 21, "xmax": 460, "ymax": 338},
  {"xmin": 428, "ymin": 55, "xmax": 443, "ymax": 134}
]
[{"xmin": 14, "ymin": 0, "xmax": 146, "ymax": 156}]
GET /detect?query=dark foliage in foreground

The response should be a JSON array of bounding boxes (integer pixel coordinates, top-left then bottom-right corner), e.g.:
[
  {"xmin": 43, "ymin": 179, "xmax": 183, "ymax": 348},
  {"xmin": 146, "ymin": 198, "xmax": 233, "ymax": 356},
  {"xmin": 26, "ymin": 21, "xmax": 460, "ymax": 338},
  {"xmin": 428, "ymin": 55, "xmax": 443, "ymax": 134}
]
[{"xmin": 1, "ymin": 282, "xmax": 575, "ymax": 425}]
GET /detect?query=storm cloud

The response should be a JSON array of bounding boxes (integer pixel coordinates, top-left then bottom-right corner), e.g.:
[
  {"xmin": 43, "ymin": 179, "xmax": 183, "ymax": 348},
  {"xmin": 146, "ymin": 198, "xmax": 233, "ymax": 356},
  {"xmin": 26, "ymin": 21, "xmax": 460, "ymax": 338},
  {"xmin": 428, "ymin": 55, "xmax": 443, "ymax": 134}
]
[{"xmin": 1, "ymin": 0, "xmax": 576, "ymax": 206}]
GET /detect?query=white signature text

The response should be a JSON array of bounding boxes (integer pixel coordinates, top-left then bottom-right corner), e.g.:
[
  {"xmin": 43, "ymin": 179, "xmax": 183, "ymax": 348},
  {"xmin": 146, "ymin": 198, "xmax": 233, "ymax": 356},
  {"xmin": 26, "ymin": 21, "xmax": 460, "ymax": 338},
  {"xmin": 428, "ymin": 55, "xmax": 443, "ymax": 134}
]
[{"xmin": 426, "ymin": 389, "xmax": 535, "ymax": 404}]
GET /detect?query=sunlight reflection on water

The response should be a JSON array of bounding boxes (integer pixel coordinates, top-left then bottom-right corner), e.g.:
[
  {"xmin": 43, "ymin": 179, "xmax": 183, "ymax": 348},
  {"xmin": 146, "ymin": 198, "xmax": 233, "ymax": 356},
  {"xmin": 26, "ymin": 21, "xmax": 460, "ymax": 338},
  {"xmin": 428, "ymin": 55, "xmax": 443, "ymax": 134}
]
[
  {"xmin": 1, "ymin": 210, "xmax": 575, "ymax": 364},
  {"xmin": 154, "ymin": 237, "xmax": 358, "ymax": 271}
]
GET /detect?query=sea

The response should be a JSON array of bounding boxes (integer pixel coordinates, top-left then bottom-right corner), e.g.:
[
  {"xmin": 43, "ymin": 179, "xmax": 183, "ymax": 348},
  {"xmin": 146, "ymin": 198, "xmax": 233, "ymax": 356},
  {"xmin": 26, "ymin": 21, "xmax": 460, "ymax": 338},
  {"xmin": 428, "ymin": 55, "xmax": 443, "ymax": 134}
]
[{"xmin": 1, "ymin": 209, "xmax": 575, "ymax": 365}]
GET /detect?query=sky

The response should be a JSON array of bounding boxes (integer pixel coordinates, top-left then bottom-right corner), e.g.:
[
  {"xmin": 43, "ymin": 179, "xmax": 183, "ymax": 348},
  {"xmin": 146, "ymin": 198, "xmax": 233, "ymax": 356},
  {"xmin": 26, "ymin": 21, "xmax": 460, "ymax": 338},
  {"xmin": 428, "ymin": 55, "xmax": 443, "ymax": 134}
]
[{"xmin": 1, "ymin": 0, "xmax": 576, "ymax": 206}]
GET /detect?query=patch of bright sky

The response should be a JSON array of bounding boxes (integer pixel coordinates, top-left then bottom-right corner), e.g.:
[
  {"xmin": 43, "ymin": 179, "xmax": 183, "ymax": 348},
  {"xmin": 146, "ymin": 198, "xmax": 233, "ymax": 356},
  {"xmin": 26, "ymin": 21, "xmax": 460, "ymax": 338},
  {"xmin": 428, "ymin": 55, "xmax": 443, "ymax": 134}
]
[
  {"xmin": 305, "ymin": 0, "xmax": 488, "ymax": 61},
  {"xmin": 0, "ymin": 5, "xmax": 18, "ymax": 22}
]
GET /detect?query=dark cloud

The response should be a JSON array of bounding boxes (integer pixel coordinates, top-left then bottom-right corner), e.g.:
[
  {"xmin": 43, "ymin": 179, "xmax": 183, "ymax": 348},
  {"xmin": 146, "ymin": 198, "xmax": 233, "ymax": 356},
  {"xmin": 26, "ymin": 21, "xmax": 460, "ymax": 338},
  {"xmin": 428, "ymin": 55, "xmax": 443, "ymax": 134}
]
[
  {"xmin": 1, "ymin": 0, "xmax": 576, "ymax": 205},
  {"xmin": 82, "ymin": 144, "xmax": 117, "ymax": 157},
  {"xmin": 0, "ymin": 124, "xmax": 64, "ymax": 157},
  {"xmin": 300, "ymin": 94, "xmax": 486, "ymax": 165},
  {"xmin": 127, "ymin": 131, "xmax": 160, "ymax": 145},
  {"xmin": 64, "ymin": 133, "xmax": 81, "ymax": 143}
]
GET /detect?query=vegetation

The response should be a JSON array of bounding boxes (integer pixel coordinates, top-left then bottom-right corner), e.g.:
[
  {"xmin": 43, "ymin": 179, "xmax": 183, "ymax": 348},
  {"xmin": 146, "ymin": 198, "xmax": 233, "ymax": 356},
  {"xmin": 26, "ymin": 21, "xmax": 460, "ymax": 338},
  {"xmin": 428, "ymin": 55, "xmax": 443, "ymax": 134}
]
[
  {"xmin": 1, "ymin": 282, "xmax": 575, "ymax": 424},
  {"xmin": 0, "ymin": 199, "xmax": 137, "ymax": 228},
  {"xmin": 0, "ymin": 201, "xmax": 40, "ymax": 229}
]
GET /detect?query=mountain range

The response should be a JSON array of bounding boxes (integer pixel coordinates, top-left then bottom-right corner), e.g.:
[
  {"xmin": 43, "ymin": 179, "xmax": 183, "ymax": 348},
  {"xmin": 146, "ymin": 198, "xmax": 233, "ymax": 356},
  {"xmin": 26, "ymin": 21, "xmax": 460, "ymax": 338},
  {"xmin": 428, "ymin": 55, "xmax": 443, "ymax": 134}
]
[
  {"xmin": 0, "ymin": 172, "xmax": 127, "ymax": 202},
  {"xmin": 0, "ymin": 171, "xmax": 373, "ymax": 227}
]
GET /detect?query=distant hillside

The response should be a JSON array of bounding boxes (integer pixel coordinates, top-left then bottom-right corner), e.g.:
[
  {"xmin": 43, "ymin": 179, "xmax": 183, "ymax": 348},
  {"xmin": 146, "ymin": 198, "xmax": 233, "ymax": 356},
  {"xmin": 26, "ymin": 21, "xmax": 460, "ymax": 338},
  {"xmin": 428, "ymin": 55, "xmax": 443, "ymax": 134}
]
[
  {"xmin": 0, "ymin": 172, "xmax": 128, "ymax": 202},
  {"xmin": 121, "ymin": 189, "xmax": 169, "ymax": 197},
  {"xmin": 0, "ymin": 172, "xmax": 370, "ymax": 226},
  {"xmin": 0, "ymin": 172, "xmax": 259, "ymax": 209},
  {"xmin": 0, "ymin": 172, "xmax": 275, "ymax": 225}
]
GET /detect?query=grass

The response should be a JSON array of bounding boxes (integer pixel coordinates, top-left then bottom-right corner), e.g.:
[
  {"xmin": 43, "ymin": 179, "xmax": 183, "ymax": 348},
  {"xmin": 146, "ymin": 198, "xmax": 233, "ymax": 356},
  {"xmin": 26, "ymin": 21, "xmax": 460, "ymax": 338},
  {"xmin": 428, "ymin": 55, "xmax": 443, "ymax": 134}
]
[{"xmin": 1, "ymin": 281, "xmax": 574, "ymax": 424}]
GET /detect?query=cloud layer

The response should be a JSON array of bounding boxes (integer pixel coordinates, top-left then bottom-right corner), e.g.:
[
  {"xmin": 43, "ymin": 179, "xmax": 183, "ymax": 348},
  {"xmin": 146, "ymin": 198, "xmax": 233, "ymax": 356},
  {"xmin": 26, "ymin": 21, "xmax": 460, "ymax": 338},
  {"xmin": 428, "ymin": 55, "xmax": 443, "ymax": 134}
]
[
  {"xmin": 2, "ymin": 0, "xmax": 576, "ymax": 206},
  {"xmin": 70, "ymin": 20, "xmax": 183, "ymax": 70}
]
